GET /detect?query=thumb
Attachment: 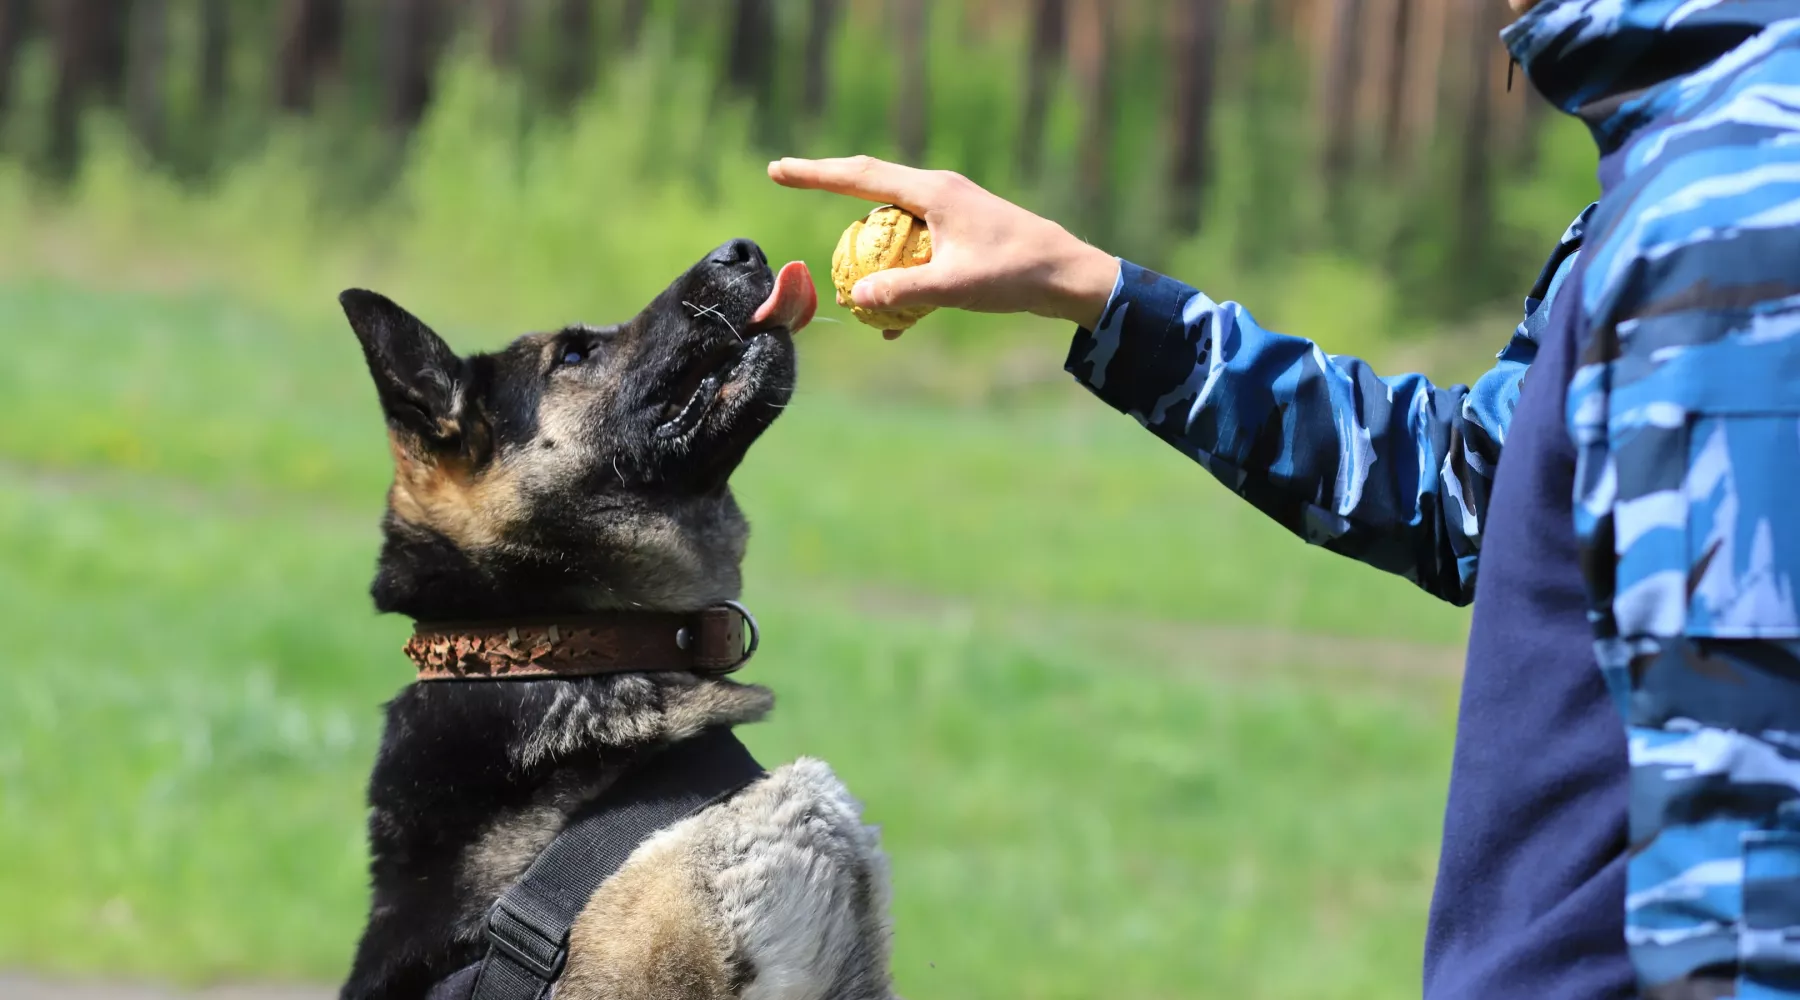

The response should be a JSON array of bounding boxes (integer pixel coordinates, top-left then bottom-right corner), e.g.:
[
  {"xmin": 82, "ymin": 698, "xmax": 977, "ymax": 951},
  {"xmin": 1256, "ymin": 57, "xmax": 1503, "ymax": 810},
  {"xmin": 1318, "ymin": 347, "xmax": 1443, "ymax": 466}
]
[{"xmin": 852, "ymin": 263, "xmax": 952, "ymax": 311}]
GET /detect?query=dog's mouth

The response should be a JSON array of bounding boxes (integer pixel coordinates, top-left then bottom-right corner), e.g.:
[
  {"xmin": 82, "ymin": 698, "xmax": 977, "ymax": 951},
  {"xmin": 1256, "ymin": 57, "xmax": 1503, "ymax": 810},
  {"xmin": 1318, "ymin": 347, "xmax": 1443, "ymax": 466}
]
[
  {"xmin": 654, "ymin": 261, "xmax": 812, "ymax": 440},
  {"xmin": 655, "ymin": 338, "xmax": 757, "ymax": 438}
]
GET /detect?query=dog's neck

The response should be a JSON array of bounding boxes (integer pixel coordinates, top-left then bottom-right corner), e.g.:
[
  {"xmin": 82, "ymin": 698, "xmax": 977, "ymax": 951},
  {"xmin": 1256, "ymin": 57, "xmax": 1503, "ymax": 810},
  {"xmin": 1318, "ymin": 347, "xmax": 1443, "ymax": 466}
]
[
  {"xmin": 368, "ymin": 490, "xmax": 751, "ymax": 622},
  {"xmin": 342, "ymin": 495, "xmax": 770, "ymax": 1000}
]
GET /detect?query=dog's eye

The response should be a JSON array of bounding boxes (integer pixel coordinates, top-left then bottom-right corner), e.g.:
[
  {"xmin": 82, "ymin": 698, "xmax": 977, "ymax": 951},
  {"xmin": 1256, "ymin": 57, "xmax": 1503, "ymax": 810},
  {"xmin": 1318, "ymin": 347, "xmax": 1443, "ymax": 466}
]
[{"xmin": 553, "ymin": 327, "xmax": 612, "ymax": 372}]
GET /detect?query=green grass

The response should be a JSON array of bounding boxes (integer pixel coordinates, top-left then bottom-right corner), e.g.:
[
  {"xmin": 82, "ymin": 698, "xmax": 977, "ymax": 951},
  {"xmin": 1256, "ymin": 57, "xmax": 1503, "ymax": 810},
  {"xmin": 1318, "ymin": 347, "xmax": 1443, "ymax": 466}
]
[{"xmin": 0, "ymin": 276, "xmax": 1467, "ymax": 997}]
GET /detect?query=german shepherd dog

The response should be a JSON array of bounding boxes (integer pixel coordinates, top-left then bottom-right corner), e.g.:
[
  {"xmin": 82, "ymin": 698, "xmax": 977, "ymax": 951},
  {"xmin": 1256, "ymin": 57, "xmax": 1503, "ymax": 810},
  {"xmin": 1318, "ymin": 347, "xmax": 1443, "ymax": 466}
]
[{"xmin": 336, "ymin": 240, "xmax": 896, "ymax": 1000}]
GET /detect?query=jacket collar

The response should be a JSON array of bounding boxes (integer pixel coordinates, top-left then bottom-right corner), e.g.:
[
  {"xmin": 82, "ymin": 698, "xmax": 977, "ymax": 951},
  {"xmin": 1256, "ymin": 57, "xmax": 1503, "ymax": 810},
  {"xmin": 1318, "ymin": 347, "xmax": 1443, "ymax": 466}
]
[{"xmin": 1503, "ymin": 0, "xmax": 1787, "ymax": 148}]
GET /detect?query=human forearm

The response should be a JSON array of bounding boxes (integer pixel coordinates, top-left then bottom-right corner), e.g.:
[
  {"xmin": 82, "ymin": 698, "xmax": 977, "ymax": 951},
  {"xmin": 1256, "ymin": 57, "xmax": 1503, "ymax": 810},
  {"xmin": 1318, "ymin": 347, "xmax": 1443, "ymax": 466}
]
[{"xmin": 1068, "ymin": 261, "xmax": 1503, "ymax": 605}]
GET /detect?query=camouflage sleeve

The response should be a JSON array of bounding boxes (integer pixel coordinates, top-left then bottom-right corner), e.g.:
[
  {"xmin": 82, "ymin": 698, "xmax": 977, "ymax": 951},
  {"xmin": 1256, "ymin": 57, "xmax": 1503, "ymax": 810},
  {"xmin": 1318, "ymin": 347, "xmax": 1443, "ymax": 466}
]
[
  {"xmin": 1564, "ymin": 25, "xmax": 1800, "ymax": 998},
  {"xmin": 1064, "ymin": 230, "xmax": 1583, "ymax": 606}
]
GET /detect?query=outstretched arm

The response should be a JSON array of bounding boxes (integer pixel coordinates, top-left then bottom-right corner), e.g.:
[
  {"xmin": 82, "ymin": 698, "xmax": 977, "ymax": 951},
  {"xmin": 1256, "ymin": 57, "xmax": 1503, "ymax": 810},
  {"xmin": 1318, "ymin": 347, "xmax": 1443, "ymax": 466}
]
[
  {"xmin": 770, "ymin": 155, "xmax": 1587, "ymax": 605},
  {"xmin": 1068, "ymin": 214, "xmax": 1583, "ymax": 604}
]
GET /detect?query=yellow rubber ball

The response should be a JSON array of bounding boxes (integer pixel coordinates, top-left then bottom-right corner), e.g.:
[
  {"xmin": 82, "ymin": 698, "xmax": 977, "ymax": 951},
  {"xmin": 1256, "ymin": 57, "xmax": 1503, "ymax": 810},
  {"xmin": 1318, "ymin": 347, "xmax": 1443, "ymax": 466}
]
[{"xmin": 831, "ymin": 206, "xmax": 937, "ymax": 332}]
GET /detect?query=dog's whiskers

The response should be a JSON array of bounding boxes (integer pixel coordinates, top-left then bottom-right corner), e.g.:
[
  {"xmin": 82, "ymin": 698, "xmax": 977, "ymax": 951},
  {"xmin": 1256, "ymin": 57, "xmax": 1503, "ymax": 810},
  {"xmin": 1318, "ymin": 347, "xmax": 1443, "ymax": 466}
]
[{"xmin": 682, "ymin": 300, "xmax": 744, "ymax": 343}]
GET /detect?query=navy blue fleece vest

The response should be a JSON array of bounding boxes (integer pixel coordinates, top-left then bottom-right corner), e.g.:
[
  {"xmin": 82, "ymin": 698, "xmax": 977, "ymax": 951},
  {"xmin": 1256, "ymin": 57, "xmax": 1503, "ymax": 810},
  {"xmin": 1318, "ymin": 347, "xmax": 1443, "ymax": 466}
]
[{"xmin": 1422, "ymin": 270, "xmax": 1633, "ymax": 998}]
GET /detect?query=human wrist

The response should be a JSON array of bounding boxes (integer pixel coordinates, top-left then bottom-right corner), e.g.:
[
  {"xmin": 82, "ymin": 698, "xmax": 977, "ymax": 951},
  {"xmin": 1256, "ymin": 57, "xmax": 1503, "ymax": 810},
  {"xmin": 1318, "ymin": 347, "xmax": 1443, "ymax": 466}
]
[{"xmin": 1045, "ymin": 238, "xmax": 1120, "ymax": 329}]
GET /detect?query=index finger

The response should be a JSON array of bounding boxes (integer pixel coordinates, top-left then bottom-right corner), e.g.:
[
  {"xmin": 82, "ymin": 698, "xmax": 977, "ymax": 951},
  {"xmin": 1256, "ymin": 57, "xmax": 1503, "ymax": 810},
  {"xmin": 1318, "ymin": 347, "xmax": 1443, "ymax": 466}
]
[{"xmin": 767, "ymin": 156, "xmax": 937, "ymax": 214}]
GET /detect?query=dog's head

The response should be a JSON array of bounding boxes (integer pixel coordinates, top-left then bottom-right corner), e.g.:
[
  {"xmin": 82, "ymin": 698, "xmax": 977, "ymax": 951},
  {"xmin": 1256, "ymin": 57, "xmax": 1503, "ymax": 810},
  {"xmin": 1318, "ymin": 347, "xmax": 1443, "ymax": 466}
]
[{"xmin": 342, "ymin": 239, "xmax": 816, "ymax": 620}]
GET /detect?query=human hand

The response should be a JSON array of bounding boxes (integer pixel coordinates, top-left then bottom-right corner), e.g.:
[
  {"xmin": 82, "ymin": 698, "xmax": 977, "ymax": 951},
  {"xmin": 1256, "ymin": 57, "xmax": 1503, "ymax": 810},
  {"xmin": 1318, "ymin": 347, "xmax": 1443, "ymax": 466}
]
[{"xmin": 768, "ymin": 155, "xmax": 1120, "ymax": 339}]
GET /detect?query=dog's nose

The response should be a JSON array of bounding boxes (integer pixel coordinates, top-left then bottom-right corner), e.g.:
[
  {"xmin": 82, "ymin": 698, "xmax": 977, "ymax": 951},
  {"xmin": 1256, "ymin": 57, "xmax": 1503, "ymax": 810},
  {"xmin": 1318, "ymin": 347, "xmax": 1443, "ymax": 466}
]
[{"xmin": 706, "ymin": 238, "xmax": 767, "ymax": 270}]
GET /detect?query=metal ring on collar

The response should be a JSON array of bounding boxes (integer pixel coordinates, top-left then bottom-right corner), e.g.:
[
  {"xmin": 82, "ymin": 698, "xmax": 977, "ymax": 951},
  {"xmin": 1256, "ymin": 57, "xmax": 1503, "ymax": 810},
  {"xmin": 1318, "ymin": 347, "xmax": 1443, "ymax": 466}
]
[{"xmin": 715, "ymin": 600, "xmax": 759, "ymax": 673}]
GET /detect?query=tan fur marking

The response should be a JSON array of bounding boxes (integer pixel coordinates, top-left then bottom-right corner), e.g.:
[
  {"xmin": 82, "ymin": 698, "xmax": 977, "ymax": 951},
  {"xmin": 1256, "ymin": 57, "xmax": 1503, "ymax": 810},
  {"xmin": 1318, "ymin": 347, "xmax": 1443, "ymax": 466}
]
[
  {"xmin": 462, "ymin": 801, "xmax": 582, "ymax": 921},
  {"xmin": 560, "ymin": 828, "xmax": 737, "ymax": 1000},
  {"xmin": 386, "ymin": 430, "xmax": 524, "ymax": 549}
]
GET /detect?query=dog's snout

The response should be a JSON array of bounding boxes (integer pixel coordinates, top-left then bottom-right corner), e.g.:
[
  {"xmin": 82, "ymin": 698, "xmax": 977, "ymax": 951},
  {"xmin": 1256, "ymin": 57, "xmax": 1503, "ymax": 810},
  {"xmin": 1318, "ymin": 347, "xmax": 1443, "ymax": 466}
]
[{"xmin": 706, "ymin": 238, "xmax": 766, "ymax": 271}]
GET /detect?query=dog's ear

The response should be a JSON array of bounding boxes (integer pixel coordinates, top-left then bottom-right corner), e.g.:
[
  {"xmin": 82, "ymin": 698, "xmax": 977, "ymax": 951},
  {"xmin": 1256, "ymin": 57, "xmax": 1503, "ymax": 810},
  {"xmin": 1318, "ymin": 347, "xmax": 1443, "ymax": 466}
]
[{"xmin": 340, "ymin": 289, "xmax": 467, "ymax": 445}]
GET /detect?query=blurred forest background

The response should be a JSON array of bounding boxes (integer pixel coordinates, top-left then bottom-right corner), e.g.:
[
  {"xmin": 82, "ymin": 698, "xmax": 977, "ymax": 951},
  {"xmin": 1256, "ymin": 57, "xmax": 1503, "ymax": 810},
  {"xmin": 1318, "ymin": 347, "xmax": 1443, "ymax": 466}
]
[
  {"xmin": 0, "ymin": 0, "xmax": 1596, "ymax": 375},
  {"xmin": 0, "ymin": 2, "xmax": 1599, "ymax": 997}
]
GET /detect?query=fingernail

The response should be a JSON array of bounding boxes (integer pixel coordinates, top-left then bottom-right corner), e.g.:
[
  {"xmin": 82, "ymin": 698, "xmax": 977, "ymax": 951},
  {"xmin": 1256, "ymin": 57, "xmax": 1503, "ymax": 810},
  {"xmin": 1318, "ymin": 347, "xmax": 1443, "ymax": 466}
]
[{"xmin": 852, "ymin": 280, "xmax": 876, "ymax": 308}]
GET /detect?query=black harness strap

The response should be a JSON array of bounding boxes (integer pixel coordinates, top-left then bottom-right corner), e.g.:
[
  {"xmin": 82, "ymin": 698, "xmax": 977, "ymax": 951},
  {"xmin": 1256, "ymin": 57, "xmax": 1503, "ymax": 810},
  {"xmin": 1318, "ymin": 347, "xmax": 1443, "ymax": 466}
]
[{"xmin": 464, "ymin": 727, "xmax": 765, "ymax": 1000}]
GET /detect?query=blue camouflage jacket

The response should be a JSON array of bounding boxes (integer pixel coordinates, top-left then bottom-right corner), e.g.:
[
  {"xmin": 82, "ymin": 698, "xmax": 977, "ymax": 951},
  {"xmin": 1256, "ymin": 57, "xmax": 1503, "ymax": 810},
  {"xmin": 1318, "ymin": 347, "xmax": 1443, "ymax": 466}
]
[{"xmin": 1068, "ymin": 3, "xmax": 1800, "ymax": 995}]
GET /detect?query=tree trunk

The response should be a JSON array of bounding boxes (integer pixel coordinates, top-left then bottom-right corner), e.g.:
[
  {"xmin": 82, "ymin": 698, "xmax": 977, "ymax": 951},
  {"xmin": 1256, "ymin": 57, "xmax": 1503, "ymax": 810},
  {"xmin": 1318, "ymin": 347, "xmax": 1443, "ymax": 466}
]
[
  {"xmin": 1017, "ymin": 0, "xmax": 1065, "ymax": 184},
  {"xmin": 621, "ymin": 0, "xmax": 648, "ymax": 50},
  {"xmin": 801, "ymin": 0, "xmax": 838, "ymax": 120},
  {"xmin": 1378, "ymin": 0, "xmax": 1411, "ymax": 171},
  {"xmin": 547, "ymin": 0, "xmax": 597, "ymax": 110},
  {"xmin": 92, "ymin": 0, "xmax": 131, "ymax": 106},
  {"xmin": 678, "ymin": 0, "xmax": 715, "ymax": 35},
  {"xmin": 962, "ymin": 0, "xmax": 1002, "ymax": 40},
  {"xmin": 1234, "ymin": 0, "xmax": 1287, "ymax": 266},
  {"xmin": 1510, "ymin": 85, "xmax": 1549, "ymax": 172},
  {"xmin": 1318, "ymin": 0, "xmax": 1365, "ymax": 223},
  {"xmin": 893, "ymin": 0, "xmax": 928, "ymax": 164},
  {"xmin": 199, "ymin": 0, "xmax": 228, "ymax": 117},
  {"xmin": 382, "ymin": 0, "xmax": 442, "ymax": 131},
  {"xmin": 276, "ymin": 0, "xmax": 345, "ymax": 112},
  {"xmin": 1069, "ymin": 0, "xmax": 1114, "ymax": 242},
  {"xmin": 482, "ymin": 0, "xmax": 520, "ymax": 65},
  {"xmin": 1453, "ymin": 0, "xmax": 1503, "ymax": 301},
  {"xmin": 48, "ymin": 0, "xmax": 102, "ymax": 176},
  {"xmin": 1168, "ymin": 0, "xmax": 1220, "ymax": 235},
  {"xmin": 725, "ymin": 0, "xmax": 774, "ymax": 105},
  {"xmin": 1401, "ymin": 0, "xmax": 1449, "ymax": 163},
  {"xmin": 0, "ymin": 0, "xmax": 32, "ymax": 123},
  {"xmin": 128, "ymin": 0, "xmax": 168, "ymax": 157}
]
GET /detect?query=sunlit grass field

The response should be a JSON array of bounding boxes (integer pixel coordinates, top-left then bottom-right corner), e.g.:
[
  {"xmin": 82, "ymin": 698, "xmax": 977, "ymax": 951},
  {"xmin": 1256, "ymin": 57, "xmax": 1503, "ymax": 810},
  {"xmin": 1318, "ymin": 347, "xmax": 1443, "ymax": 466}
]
[{"xmin": 0, "ymin": 272, "xmax": 1472, "ymax": 998}]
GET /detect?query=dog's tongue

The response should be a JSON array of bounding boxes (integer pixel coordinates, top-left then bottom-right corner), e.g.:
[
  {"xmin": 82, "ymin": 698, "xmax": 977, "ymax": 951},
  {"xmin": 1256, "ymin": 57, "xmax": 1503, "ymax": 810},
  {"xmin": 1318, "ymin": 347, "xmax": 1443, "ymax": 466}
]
[{"xmin": 750, "ymin": 261, "xmax": 817, "ymax": 334}]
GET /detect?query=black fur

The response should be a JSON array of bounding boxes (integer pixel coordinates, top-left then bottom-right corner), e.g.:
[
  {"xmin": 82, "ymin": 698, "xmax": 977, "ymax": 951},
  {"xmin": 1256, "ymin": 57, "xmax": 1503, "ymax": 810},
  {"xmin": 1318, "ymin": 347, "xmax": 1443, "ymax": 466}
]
[{"xmin": 338, "ymin": 240, "xmax": 798, "ymax": 1000}]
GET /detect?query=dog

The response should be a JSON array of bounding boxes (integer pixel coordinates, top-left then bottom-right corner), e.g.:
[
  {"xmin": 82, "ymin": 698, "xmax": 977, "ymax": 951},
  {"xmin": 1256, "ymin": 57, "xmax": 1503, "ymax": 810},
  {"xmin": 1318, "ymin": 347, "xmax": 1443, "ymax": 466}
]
[{"xmin": 335, "ymin": 239, "xmax": 897, "ymax": 1000}]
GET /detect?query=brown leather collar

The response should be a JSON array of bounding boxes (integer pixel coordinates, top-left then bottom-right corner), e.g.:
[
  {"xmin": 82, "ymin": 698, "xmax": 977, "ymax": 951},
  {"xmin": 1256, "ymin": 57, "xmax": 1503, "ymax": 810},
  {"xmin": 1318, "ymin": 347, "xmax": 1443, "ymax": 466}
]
[{"xmin": 405, "ymin": 601, "xmax": 759, "ymax": 682}]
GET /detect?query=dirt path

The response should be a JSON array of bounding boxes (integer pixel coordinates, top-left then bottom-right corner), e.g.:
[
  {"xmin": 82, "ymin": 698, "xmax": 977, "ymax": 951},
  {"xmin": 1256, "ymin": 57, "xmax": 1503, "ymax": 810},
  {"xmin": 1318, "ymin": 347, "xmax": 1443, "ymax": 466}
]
[{"xmin": 0, "ymin": 976, "xmax": 332, "ymax": 999}]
